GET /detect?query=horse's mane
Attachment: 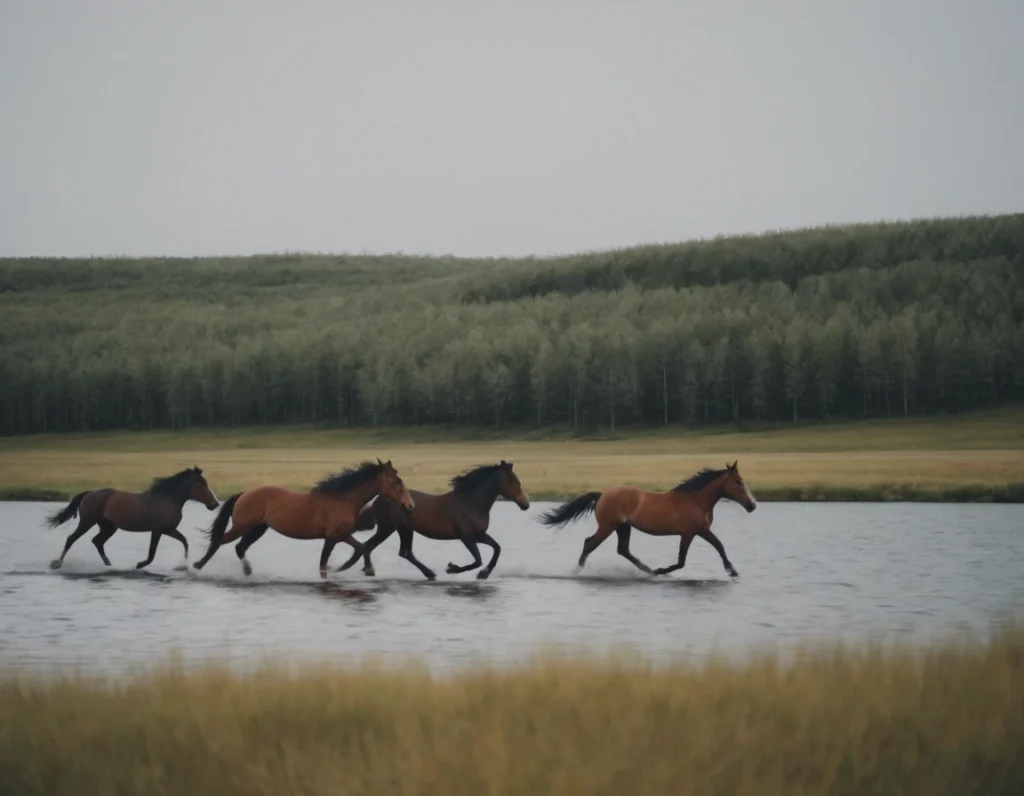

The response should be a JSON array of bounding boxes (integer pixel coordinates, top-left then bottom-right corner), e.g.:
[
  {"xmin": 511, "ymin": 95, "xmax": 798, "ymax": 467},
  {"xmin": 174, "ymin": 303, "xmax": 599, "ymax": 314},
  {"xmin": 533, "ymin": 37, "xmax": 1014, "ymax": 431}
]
[
  {"xmin": 147, "ymin": 467, "xmax": 200, "ymax": 495},
  {"xmin": 311, "ymin": 461, "xmax": 381, "ymax": 495},
  {"xmin": 672, "ymin": 467, "xmax": 727, "ymax": 493},
  {"xmin": 449, "ymin": 464, "xmax": 503, "ymax": 493}
]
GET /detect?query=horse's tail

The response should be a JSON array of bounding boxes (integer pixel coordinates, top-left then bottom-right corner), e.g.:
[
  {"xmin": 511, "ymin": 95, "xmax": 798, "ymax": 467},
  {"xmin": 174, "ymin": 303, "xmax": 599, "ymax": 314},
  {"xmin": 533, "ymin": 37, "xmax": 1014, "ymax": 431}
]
[
  {"xmin": 202, "ymin": 493, "xmax": 240, "ymax": 543},
  {"xmin": 539, "ymin": 491, "xmax": 602, "ymax": 529},
  {"xmin": 46, "ymin": 491, "xmax": 90, "ymax": 528}
]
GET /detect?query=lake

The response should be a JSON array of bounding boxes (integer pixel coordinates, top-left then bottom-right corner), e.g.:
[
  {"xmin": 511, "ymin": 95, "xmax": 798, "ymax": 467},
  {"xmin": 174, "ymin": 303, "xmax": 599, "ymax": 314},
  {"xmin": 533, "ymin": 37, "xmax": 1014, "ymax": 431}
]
[{"xmin": 1, "ymin": 500, "xmax": 1022, "ymax": 675}]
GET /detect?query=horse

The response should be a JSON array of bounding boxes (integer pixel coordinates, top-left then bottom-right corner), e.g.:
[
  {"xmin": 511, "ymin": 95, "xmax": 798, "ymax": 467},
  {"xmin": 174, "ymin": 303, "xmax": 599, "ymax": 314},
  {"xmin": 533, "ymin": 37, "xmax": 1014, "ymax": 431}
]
[
  {"xmin": 538, "ymin": 461, "xmax": 756, "ymax": 577},
  {"xmin": 46, "ymin": 466, "xmax": 220, "ymax": 571},
  {"xmin": 351, "ymin": 460, "xmax": 530, "ymax": 581},
  {"xmin": 193, "ymin": 459, "xmax": 414, "ymax": 579}
]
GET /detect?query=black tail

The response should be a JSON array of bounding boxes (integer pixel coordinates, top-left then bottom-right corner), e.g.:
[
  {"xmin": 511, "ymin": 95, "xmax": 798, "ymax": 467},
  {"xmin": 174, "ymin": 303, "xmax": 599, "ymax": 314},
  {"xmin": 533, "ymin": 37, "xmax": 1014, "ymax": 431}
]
[
  {"xmin": 539, "ymin": 492, "xmax": 602, "ymax": 528},
  {"xmin": 194, "ymin": 493, "xmax": 240, "ymax": 571},
  {"xmin": 46, "ymin": 491, "xmax": 90, "ymax": 528},
  {"xmin": 203, "ymin": 493, "xmax": 240, "ymax": 543}
]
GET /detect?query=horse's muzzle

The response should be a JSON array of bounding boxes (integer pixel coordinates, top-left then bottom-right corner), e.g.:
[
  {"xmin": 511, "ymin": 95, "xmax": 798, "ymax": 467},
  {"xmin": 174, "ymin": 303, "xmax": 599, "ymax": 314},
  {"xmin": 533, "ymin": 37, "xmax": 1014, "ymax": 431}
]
[
  {"xmin": 517, "ymin": 498, "xmax": 531, "ymax": 511},
  {"xmin": 206, "ymin": 500, "xmax": 220, "ymax": 510},
  {"xmin": 745, "ymin": 502, "xmax": 757, "ymax": 513}
]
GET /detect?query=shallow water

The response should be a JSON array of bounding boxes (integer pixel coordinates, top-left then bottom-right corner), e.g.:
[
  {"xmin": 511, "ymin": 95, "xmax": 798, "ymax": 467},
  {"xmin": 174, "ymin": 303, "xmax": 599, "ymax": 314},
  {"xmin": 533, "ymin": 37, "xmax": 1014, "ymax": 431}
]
[{"xmin": 1, "ymin": 501, "xmax": 1022, "ymax": 674}]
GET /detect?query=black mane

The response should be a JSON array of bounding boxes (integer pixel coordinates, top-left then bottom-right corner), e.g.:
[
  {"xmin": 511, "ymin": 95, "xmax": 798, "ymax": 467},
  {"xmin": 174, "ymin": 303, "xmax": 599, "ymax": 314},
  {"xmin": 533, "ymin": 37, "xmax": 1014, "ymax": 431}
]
[
  {"xmin": 672, "ymin": 467, "xmax": 727, "ymax": 493},
  {"xmin": 311, "ymin": 461, "xmax": 381, "ymax": 495},
  {"xmin": 450, "ymin": 464, "xmax": 502, "ymax": 493},
  {"xmin": 146, "ymin": 467, "xmax": 200, "ymax": 496}
]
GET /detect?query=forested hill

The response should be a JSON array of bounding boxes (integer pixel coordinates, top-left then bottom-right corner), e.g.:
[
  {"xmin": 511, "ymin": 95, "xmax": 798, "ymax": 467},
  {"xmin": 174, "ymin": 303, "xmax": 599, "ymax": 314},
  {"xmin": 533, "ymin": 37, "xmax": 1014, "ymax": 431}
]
[{"xmin": 1, "ymin": 214, "xmax": 1022, "ymax": 435}]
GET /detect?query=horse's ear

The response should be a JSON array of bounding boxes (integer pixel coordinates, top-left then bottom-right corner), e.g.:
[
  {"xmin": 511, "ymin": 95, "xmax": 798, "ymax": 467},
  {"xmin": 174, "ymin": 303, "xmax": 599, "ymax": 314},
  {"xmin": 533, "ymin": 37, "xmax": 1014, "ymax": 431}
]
[{"xmin": 377, "ymin": 457, "xmax": 383, "ymax": 466}]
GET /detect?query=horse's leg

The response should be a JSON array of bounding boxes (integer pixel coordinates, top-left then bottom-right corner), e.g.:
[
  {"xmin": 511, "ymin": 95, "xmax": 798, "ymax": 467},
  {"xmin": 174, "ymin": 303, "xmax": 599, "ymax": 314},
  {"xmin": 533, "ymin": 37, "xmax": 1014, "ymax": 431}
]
[
  {"xmin": 50, "ymin": 517, "xmax": 97, "ymax": 569},
  {"xmin": 445, "ymin": 536, "xmax": 483, "ymax": 575},
  {"xmin": 135, "ymin": 531, "xmax": 163, "ymax": 570},
  {"xmin": 235, "ymin": 523, "xmax": 268, "ymax": 576},
  {"xmin": 614, "ymin": 523, "xmax": 653, "ymax": 575},
  {"xmin": 397, "ymin": 525, "xmax": 436, "ymax": 581},
  {"xmin": 162, "ymin": 528, "xmax": 190, "ymax": 571},
  {"xmin": 351, "ymin": 524, "xmax": 396, "ymax": 575},
  {"xmin": 653, "ymin": 533, "xmax": 694, "ymax": 576},
  {"xmin": 475, "ymin": 531, "xmax": 501, "ymax": 580},
  {"xmin": 697, "ymin": 528, "xmax": 739, "ymax": 577},
  {"xmin": 577, "ymin": 521, "xmax": 615, "ymax": 571},
  {"xmin": 319, "ymin": 539, "xmax": 337, "ymax": 579},
  {"xmin": 333, "ymin": 536, "xmax": 365, "ymax": 574},
  {"xmin": 90, "ymin": 520, "xmax": 117, "ymax": 566}
]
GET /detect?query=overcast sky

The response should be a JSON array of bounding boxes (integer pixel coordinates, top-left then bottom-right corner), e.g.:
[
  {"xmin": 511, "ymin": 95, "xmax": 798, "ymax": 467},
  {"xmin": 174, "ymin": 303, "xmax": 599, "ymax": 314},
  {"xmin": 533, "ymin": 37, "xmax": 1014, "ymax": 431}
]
[{"xmin": 1, "ymin": 0, "xmax": 1021, "ymax": 258}]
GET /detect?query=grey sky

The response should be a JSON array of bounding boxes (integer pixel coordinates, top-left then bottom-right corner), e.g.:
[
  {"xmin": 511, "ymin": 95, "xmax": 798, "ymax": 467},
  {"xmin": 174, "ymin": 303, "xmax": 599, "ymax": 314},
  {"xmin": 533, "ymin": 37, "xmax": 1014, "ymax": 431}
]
[{"xmin": 1, "ymin": 0, "xmax": 1021, "ymax": 258}]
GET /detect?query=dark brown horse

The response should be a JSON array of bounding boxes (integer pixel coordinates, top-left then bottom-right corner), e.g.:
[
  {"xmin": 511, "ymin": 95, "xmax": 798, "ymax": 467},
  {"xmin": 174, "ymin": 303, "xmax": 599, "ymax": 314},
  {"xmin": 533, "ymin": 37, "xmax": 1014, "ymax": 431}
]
[
  {"xmin": 194, "ymin": 459, "xmax": 414, "ymax": 579},
  {"xmin": 47, "ymin": 466, "xmax": 220, "ymax": 571},
  {"xmin": 351, "ymin": 461, "xmax": 530, "ymax": 580},
  {"xmin": 539, "ymin": 461, "xmax": 756, "ymax": 577}
]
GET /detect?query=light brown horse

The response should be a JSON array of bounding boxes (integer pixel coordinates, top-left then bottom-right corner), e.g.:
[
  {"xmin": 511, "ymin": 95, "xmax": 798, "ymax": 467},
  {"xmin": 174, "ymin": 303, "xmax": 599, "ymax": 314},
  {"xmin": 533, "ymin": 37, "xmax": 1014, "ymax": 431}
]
[
  {"xmin": 539, "ymin": 461, "xmax": 756, "ymax": 577},
  {"xmin": 350, "ymin": 461, "xmax": 530, "ymax": 580},
  {"xmin": 47, "ymin": 467, "xmax": 220, "ymax": 571},
  {"xmin": 193, "ymin": 459, "xmax": 414, "ymax": 579}
]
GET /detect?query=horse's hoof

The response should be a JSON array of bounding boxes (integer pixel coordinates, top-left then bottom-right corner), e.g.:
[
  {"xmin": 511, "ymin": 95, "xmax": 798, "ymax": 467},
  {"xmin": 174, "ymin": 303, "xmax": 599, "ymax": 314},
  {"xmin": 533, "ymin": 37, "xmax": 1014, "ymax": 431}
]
[
  {"xmin": 362, "ymin": 565, "xmax": 376, "ymax": 577},
  {"xmin": 135, "ymin": 562, "xmax": 146, "ymax": 570},
  {"xmin": 242, "ymin": 560, "xmax": 253, "ymax": 576},
  {"xmin": 446, "ymin": 563, "xmax": 459, "ymax": 575},
  {"xmin": 477, "ymin": 568, "xmax": 492, "ymax": 580},
  {"xmin": 425, "ymin": 571, "xmax": 437, "ymax": 581},
  {"xmin": 193, "ymin": 561, "xmax": 204, "ymax": 571},
  {"xmin": 319, "ymin": 568, "xmax": 327, "ymax": 580},
  {"xmin": 728, "ymin": 568, "xmax": 739, "ymax": 578},
  {"xmin": 49, "ymin": 559, "xmax": 62, "ymax": 570}
]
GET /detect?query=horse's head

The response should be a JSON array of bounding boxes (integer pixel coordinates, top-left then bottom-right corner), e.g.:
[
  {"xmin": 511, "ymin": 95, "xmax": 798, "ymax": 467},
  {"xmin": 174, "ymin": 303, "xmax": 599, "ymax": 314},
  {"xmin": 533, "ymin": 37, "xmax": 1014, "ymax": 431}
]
[
  {"xmin": 496, "ymin": 460, "xmax": 530, "ymax": 510},
  {"xmin": 186, "ymin": 466, "xmax": 220, "ymax": 510},
  {"xmin": 720, "ymin": 461, "xmax": 757, "ymax": 512},
  {"xmin": 377, "ymin": 459, "xmax": 414, "ymax": 512}
]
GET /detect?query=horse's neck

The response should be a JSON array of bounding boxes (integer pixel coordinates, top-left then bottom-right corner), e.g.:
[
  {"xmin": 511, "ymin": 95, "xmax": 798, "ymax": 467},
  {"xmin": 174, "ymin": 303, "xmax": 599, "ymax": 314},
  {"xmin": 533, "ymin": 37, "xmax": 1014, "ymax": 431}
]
[
  {"xmin": 457, "ymin": 475, "xmax": 501, "ymax": 514},
  {"xmin": 152, "ymin": 489, "xmax": 189, "ymax": 509},
  {"xmin": 695, "ymin": 479, "xmax": 727, "ymax": 514},
  {"xmin": 351, "ymin": 479, "xmax": 383, "ymax": 509}
]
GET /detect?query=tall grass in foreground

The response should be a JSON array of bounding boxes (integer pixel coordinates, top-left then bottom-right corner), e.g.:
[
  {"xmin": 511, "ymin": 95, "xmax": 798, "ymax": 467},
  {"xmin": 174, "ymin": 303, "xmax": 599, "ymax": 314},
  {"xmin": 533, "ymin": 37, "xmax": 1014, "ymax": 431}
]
[{"xmin": 3, "ymin": 631, "xmax": 1023, "ymax": 795}]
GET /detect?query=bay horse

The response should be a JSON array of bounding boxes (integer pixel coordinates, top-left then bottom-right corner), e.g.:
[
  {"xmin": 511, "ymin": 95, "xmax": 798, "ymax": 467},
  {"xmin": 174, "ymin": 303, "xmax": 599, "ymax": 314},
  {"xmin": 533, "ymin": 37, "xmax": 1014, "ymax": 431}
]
[
  {"xmin": 539, "ymin": 461, "xmax": 756, "ymax": 577},
  {"xmin": 350, "ymin": 461, "xmax": 530, "ymax": 581},
  {"xmin": 193, "ymin": 459, "xmax": 414, "ymax": 579},
  {"xmin": 46, "ymin": 466, "xmax": 220, "ymax": 571}
]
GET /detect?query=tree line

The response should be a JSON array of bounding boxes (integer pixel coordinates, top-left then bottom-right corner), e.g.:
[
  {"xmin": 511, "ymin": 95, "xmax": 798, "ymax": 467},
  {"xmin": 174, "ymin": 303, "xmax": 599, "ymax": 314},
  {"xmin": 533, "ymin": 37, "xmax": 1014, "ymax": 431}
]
[{"xmin": 1, "ymin": 215, "xmax": 1021, "ymax": 435}]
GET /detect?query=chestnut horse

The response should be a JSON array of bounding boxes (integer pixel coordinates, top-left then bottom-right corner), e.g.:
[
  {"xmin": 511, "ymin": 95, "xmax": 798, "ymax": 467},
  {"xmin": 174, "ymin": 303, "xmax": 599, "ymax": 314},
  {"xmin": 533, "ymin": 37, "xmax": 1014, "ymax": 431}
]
[
  {"xmin": 47, "ymin": 466, "xmax": 220, "ymax": 571},
  {"xmin": 539, "ymin": 461, "xmax": 756, "ymax": 577},
  {"xmin": 349, "ymin": 461, "xmax": 530, "ymax": 581},
  {"xmin": 193, "ymin": 459, "xmax": 414, "ymax": 579}
]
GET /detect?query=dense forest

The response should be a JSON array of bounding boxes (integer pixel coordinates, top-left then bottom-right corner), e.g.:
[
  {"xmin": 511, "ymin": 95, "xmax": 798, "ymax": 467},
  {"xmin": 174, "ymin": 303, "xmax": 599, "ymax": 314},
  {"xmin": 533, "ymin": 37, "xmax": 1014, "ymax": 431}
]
[{"xmin": 1, "ymin": 214, "xmax": 1022, "ymax": 435}]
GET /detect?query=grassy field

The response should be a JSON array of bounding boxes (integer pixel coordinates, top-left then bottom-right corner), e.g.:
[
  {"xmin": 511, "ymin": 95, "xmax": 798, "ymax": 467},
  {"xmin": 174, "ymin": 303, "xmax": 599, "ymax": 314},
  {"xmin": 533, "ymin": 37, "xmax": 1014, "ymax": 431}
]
[
  {"xmin": 1, "ymin": 407, "xmax": 1023, "ymax": 502},
  {"xmin": 2, "ymin": 628, "xmax": 1022, "ymax": 796}
]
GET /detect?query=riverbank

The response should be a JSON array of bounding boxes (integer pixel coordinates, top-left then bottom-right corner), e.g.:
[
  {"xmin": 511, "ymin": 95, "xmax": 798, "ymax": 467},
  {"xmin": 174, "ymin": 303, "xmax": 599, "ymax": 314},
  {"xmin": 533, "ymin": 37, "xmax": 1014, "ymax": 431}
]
[
  {"xmin": 2, "ymin": 628, "xmax": 1021, "ymax": 796},
  {"xmin": 1, "ymin": 408, "xmax": 1022, "ymax": 502}
]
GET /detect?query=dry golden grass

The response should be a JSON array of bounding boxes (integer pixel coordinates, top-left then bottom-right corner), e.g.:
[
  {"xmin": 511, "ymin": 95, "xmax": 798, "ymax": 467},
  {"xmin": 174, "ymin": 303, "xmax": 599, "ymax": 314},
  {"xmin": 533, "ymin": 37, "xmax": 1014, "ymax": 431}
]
[
  {"xmin": 2, "ymin": 629, "xmax": 1023, "ymax": 796},
  {"xmin": 1, "ymin": 407, "xmax": 1022, "ymax": 500}
]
